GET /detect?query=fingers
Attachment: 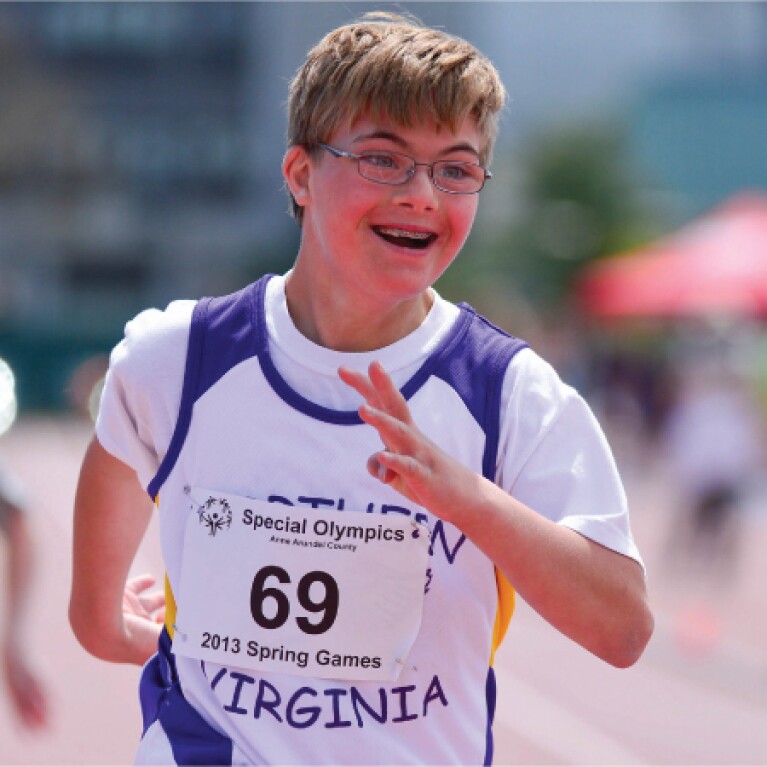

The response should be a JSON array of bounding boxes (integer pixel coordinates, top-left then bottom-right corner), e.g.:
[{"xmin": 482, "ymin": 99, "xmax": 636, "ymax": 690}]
[
  {"xmin": 127, "ymin": 574, "xmax": 164, "ymax": 605},
  {"xmin": 124, "ymin": 573, "xmax": 165, "ymax": 620},
  {"xmin": 367, "ymin": 455, "xmax": 396, "ymax": 484},
  {"xmin": 338, "ymin": 366, "xmax": 377, "ymax": 402},
  {"xmin": 338, "ymin": 362, "xmax": 411, "ymax": 423},
  {"xmin": 368, "ymin": 451, "xmax": 424, "ymax": 485},
  {"xmin": 367, "ymin": 361, "xmax": 411, "ymax": 422},
  {"xmin": 340, "ymin": 362, "xmax": 428, "ymax": 500},
  {"xmin": 140, "ymin": 591, "xmax": 166, "ymax": 614},
  {"xmin": 359, "ymin": 403, "xmax": 418, "ymax": 455},
  {"xmin": 126, "ymin": 573, "xmax": 156, "ymax": 595}
]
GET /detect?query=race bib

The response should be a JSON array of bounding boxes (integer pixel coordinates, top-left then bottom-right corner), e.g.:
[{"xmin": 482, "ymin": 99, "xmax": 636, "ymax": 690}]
[{"xmin": 172, "ymin": 490, "xmax": 430, "ymax": 681}]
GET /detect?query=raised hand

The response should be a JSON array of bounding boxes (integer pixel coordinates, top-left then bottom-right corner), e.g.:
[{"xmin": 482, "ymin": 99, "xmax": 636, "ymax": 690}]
[{"xmin": 338, "ymin": 361, "xmax": 479, "ymax": 524}]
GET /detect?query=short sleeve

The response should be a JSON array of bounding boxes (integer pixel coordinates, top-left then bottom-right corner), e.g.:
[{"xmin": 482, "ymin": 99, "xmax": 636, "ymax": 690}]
[
  {"xmin": 95, "ymin": 300, "xmax": 195, "ymax": 491},
  {"xmin": 496, "ymin": 348, "xmax": 644, "ymax": 568}
]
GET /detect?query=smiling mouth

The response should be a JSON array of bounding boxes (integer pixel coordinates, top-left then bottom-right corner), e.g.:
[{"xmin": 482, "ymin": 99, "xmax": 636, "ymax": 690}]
[{"xmin": 372, "ymin": 226, "xmax": 437, "ymax": 250}]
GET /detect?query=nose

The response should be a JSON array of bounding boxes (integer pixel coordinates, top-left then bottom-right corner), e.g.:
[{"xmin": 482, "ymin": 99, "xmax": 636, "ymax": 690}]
[{"xmin": 392, "ymin": 164, "xmax": 438, "ymax": 210}]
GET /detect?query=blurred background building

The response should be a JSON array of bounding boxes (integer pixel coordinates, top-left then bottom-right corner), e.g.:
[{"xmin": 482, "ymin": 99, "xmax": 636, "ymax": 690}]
[{"xmin": 0, "ymin": 1, "xmax": 765, "ymax": 411}]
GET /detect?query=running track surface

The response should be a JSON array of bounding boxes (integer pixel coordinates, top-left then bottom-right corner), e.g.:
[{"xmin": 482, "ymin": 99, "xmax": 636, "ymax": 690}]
[{"xmin": 1, "ymin": 416, "xmax": 766, "ymax": 765}]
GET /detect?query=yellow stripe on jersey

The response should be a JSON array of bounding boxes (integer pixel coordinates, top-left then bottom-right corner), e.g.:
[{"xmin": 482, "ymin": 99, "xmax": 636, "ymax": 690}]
[
  {"xmin": 155, "ymin": 493, "xmax": 179, "ymax": 640},
  {"xmin": 490, "ymin": 567, "xmax": 515, "ymax": 666},
  {"xmin": 164, "ymin": 574, "xmax": 178, "ymax": 639}
]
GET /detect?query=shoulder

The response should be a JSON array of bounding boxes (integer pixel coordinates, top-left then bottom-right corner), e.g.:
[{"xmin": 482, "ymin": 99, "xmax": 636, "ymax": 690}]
[
  {"xmin": 108, "ymin": 300, "xmax": 197, "ymax": 385},
  {"xmin": 501, "ymin": 346, "xmax": 609, "ymax": 464},
  {"xmin": 456, "ymin": 303, "xmax": 529, "ymax": 358},
  {"xmin": 433, "ymin": 303, "xmax": 529, "ymax": 393},
  {"xmin": 427, "ymin": 304, "xmax": 528, "ymax": 431},
  {"xmin": 504, "ymin": 347, "xmax": 581, "ymax": 416},
  {"xmin": 499, "ymin": 345, "xmax": 614, "ymax": 477},
  {"xmin": 443, "ymin": 303, "xmax": 572, "ymax": 415},
  {"xmin": 120, "ymin": 300, "xmax": 196, "ymax": 354},
  {"xmin": 96, "ymin": 300, "xmax": 198, "ymax": 482}
]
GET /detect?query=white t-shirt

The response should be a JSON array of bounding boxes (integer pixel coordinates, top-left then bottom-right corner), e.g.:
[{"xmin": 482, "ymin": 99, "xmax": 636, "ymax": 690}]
[{"xmin": 97, "ymin": 273, "xmax": 641, "ymax": 564}]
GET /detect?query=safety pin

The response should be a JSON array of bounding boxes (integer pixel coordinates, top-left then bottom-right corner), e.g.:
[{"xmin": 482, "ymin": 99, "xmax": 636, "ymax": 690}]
[
  {"xmin": 411, "ymin": 518, "xmax": 430, "ymax": 539},
  {"xmin": 395, "ymin": 657, "xmax": 418, "ymax": 672},
  {"xmin": 184, "ymin": 485, "xmax": 213, "ymax": 510}
]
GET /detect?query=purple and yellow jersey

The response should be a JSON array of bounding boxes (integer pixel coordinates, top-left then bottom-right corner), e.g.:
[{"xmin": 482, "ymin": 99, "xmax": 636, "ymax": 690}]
[{"xmin": 137, "ymin": 275, "xmax": 527, "ymax": 765}]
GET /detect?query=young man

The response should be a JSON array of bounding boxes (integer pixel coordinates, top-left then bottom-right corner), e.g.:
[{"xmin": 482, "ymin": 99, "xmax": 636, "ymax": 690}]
[{"xmin": 70, "ymin": 12, "xmax": 652, "ymax": 765}]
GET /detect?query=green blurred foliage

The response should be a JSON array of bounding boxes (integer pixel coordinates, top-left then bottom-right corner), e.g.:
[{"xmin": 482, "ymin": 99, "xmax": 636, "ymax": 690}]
[{"xmin": 438, "ymin": 121, "xmax": 661, "ymax": 314}]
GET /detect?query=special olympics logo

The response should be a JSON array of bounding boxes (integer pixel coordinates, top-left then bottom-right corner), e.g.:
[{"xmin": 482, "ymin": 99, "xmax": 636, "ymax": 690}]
[{"xmin": 197, "ymin": 496, "xmax": 233, "ymax": 537}]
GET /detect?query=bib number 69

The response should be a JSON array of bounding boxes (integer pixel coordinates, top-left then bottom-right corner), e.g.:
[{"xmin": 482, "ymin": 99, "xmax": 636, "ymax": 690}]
[{"xmin": 250, "ymin": 565, "xmax": 339, "ymax": 635}]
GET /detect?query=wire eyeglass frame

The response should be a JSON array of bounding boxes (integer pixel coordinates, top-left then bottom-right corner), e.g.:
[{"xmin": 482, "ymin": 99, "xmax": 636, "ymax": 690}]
[{"xmin": 316, "ymin": 143, "xmax": 491, "ymax": 194}]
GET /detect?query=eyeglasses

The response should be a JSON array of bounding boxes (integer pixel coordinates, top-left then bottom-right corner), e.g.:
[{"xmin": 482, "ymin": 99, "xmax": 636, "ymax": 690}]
[{"xmin": 316, "ymin": 143, "xmax": 491, "ymax": 195}]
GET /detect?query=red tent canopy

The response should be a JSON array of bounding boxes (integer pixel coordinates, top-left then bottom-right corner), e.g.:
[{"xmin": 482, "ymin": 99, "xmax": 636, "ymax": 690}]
[{"xmin": 576, "ymin": 192, "xmax": 767, "ymax": 319}]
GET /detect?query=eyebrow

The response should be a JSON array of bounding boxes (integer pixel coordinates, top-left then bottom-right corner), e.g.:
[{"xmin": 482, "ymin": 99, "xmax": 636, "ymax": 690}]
[{"xmin": 351, "ymin": 130, "xmax": 481, "ymax": 160}]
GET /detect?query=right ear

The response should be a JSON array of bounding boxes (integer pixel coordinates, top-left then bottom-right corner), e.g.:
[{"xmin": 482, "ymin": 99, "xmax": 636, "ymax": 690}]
[{"xmin": 282, "ymin": 145, "xmax": 312, "ymax": 209}]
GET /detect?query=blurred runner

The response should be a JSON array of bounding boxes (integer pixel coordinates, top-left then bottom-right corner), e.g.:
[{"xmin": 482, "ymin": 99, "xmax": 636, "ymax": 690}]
[
  {"xmin": 0, "ymin": 462, "xmax": 49, "ymax": 729},
  {"xmin": 662, "ymin": 359, "xmax": 764, "ymax": 581}
]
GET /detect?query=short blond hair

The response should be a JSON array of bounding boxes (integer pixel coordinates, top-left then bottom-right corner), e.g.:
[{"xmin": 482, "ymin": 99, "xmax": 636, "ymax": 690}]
[{"xmin": 286, "ymin": 11, "xmax": 506, "ymax": 221}]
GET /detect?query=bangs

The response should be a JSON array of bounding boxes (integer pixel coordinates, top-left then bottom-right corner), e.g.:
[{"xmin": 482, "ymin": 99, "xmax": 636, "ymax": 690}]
[{"xmin": 289, "ymin": 21, "xmax": 505, "ymax": 164}]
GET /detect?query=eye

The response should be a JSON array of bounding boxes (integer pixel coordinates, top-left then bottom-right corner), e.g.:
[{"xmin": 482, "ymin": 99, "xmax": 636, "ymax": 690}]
[
  {"xmin": 360, "ymin": 152, "xmax": 403, "ymax": 170},
  {"xmin": 438, "ymin": 162, "xmax": 472, "ymax": 181}
]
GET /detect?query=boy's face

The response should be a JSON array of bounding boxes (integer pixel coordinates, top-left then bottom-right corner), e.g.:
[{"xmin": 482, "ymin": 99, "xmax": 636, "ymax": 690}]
[{"xmin": 290, "ymin": 113, "xmax": 483, "ymax": 308}]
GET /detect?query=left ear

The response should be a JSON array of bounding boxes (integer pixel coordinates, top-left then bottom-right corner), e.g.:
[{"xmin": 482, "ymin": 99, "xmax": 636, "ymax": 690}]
[{"xmin": 282, "ymin": 145, "xmax": 312, "ymax": 208}]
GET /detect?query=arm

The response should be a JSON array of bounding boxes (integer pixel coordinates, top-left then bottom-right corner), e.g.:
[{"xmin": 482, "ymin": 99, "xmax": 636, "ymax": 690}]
[
  {"xmin": 0, "ymin": 499, "xmax": 48, "ymax": 728},
  {"xmin": 339, "ymin": 362, "xmax": 654, "ymax": 668},
  {"xmin": 69, "ymin": 436, "xmax": 164, "ymax": 666}
]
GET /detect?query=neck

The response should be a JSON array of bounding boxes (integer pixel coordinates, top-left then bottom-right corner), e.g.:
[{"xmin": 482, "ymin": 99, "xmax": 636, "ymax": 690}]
[{"xmin": 284, "ymin": 270, "xmax": 434, "ymax": 352}]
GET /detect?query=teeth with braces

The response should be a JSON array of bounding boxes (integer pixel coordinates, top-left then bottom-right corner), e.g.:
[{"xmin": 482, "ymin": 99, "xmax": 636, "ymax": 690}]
[{"xmin": 377, "ymin": 227, "xmax": 433, "ymax": 240}]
